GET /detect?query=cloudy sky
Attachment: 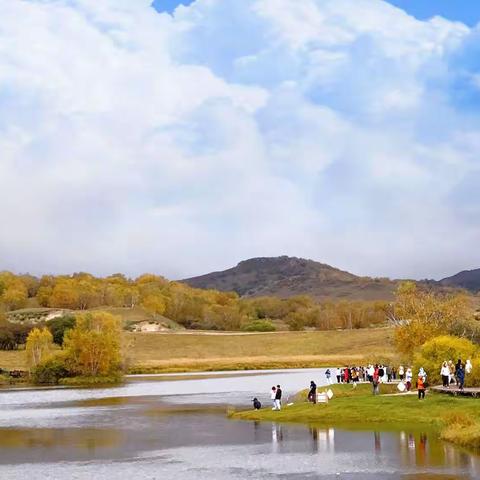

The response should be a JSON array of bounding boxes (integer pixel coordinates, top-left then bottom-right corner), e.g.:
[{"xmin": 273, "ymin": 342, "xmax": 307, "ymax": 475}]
[{"xmin": 1, "ymin": 0, "xmax": 480, "ymax": 280}]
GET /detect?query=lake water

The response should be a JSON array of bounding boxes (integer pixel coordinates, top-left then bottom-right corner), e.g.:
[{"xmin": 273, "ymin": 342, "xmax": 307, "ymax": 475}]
[{"xmin": 0, "ymin": 368, "xmax": 478, "ymax": 479}]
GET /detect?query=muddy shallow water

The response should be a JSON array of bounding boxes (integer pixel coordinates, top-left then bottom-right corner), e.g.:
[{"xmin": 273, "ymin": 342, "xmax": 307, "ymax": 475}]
[{"xmin": 0, "ymin": 368, "xmax": 478, "ymax": 479}]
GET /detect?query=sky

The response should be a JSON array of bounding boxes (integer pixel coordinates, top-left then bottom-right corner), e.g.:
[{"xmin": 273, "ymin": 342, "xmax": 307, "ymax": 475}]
[{"xmin": 1, "ymin": 0, "xmax": 480, "ymax": 281}]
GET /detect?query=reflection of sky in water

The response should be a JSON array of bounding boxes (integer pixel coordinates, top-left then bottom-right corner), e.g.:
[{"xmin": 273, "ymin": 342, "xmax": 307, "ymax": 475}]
[{"xmin": 1, "ymin": 369, "xmax": 479, "ymax": 478}]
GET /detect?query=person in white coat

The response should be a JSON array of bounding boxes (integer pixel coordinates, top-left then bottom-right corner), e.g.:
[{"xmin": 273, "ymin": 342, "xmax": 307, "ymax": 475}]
[
  {"xmin": 466, "ymin": 359, "xmax": 473, "ymax": 375},
  {"xmin": 440, "ymin": 361, "xmax": 450, "ymax": 388},
  {"xmin": 270, "ymin": 386, "xmax": 277, "ymax": 410}
]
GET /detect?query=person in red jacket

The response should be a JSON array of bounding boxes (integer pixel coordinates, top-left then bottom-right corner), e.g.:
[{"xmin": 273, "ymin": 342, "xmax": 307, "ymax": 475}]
[
  {"xmin": 416, "ymin": 375, "xmax": 426, "ymax": 400},
  {"xmin": 343, "ymin": 367, "xmax": 350, "ymax": 383}
]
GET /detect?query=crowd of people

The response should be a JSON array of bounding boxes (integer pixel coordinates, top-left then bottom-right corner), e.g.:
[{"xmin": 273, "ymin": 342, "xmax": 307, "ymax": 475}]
[
  {"xmin": 254, "ymin": 359, "xmax": 475, "ymax": 410},
  {"xmin": 440, "ymin": 359, "xmax": 472, "ymax": 390}
]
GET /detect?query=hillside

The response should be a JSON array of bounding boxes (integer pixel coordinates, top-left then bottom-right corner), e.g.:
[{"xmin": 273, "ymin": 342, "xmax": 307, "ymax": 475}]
[
  {"xmin": 182, "ymin": 256, "xmax": 398, "ymax": 300},
  {"xmin": 440, "ymin": 268, "xmax": 480, "ymax": 292}
]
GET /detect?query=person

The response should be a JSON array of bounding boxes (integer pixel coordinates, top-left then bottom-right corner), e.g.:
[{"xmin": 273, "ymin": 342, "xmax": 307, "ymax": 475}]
[
  {"xmin": 398, "ymin": 365, "xmax": 404, "ymax": 381},
  {"xmin": 455, "ymin": 359, "xmax": 462, "ymax": 386},
  {"xmin": 391, "ymin": 366, "xmax": 397, "ymax": 381},
  {"xmin": 308, "ymin": 381, "xmax": 317, "ymax": 404},
  {"xmin": 336, "ymin": 367, "xmax": 342, "ymax": 383},
  {"xmin": 457, "ymin": 364, "xmax": 465, "ymax": 391},
  {"xmin": 351, "ymin": 368, "xmax": 359, "ymax": 388},
  {"xmin": 448, "ymin": 360, "xmax": 455, "ymax": 384},
  {"xmin": 270, "ymin": 386, "xmax": 277, "ymax": 410},
  {"xmin": 416, "ymin": 375, "xmax": 426, "ymax": 400},
  {"xmin": 367, "ymin": 364, "xmax": 374, "ymax": 383},
  {"xmin": 466, "ymin": 359, "xmax": 473, "ymax": 375},
  {"xmin": 274, "ymin": 384, "xmax": 282, "ymax": 410},
  {"xmin": 418, "ymin": 367, "xmax": 427, "ymax": 383},
  {"xmin": 405, "ymin": 368, "xmax": 413, "ymax": 392},
  {"xmin": 253, "ymin": 398, "xmax": 262, "ymax": 410},
  {"xmin": 372, "ymin": 368, "xmax": 380, "ymax": 395},
  {"xmin": 343, "ymin": 367, "xmax": 350, "ymax": 383},
  {"xmin": 378, "ymin": 365, "xmax": 384, "ymax": 383},
  {"xmin": 441, "ymin": 361, "xmax": 450, "ymax": 388},
  {"xmin": 386, "ymin": 365, "xmax": 392, "ymax": 383},
  {"xmin": 325, "ymin": 369, "xmax": 332, "ymax": 385}
]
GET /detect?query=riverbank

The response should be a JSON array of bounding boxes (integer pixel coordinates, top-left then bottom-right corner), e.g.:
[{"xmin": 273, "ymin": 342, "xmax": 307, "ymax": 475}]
[
  {"xmin": 231, "ymin": 383, "xmax": 480, "ymax": 449},
  {"xmin": 0, "ymin": 327, "xmax": 394, "ymax": 374}
]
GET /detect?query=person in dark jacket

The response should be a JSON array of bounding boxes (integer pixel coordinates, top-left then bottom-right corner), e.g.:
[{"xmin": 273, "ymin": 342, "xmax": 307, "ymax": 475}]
[
  {"xmin": 308, "ymin": 381, "xmax": 317, "ymax": 404},
  {"xmin": 457, "ymin": 364, "xmax": 465, "ymax": 391},
  {"xmin": 253, "ymin": 398, "xmax": 262, "ymax": 410},
  {"xmin": 274, "ymin": 385, "xmax": 282, "ymax": 410}
]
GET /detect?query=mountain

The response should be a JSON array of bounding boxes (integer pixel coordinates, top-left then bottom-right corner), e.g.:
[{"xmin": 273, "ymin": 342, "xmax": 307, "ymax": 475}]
[
  {"xmin": 182, "ymin": 256, "xmax": 398, "ymax": 300},
  {"xmin": 439, "ymin": 269, "xmax": 480, "ymax": 292}
]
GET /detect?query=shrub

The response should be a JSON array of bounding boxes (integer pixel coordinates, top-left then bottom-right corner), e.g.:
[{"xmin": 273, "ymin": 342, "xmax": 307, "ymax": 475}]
[
  {"xmin": 413, "ymin": 335, "xmax": 478, "ymax": 386},
  {"xmin": 241, "ymin": 320, "xmax": 276, "ymax": 332},
  {"xmin": 47, "ymin": 315, "xmax": 76, "ymax": 345},
  {"xmin": 32, "ymin": 356, "xmax": 70, "ymax": 385}
]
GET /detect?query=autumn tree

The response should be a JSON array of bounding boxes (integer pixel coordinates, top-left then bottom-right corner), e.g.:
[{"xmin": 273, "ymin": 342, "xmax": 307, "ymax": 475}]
[
  {"xmin": 63, "ymin": 312, "xmax": 122, "ymax": 377},
  {"xmin": 26, "ymin": 327, "xmax": 54, "ymax": 369},
  {"xmin": 391, "ymin": 282, "xmax": 471, "ymax": 358}
]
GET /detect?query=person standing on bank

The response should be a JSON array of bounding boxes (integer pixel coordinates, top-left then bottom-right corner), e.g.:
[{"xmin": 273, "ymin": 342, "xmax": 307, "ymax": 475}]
[
  {"xmin": 308, "ymin": 381, "xmax": 317, "ymax": 404},
  {"xmin": 416, "ymin": 374, "xmax": 426, "ymax": 400},
  {"xmin": 274, "ymin": 385, "xmax": 282, "ymax": 410},
  {"xmin": 271, "ymin": 386, "xmax": 277, "ymax": 410}
]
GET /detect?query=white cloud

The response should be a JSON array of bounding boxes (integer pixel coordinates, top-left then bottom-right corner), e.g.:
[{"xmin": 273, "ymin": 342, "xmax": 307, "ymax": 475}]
[{"xmin": 1, "ymin": 0, "xmax": 480, "ymax": 280}]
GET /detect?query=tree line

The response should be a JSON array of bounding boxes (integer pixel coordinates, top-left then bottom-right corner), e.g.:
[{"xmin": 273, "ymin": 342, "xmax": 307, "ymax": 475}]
[{"xmin": 0, "ymin": 270, "xmax": 390, "ymax": 333}]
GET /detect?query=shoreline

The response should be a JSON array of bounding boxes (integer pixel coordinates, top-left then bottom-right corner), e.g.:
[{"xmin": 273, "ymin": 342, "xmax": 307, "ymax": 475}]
[{"xmin": 230, "ymin": 383, "xmax": 480, "ymax": 450}]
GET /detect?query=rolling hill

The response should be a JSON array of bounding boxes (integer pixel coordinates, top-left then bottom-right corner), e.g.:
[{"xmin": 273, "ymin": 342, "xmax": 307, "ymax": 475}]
[
  {"xmin": 440, "ymin": 268, "xmax": 480, "ymax": 292},
  {"xmin": 182, "ymin": 256, "xmax": 399, "ymax": 300}
]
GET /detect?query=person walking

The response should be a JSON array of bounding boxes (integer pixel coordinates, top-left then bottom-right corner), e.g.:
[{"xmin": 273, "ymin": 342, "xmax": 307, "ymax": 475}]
[
  {"xmin": 274, "ymin": 384, "xmax": 282, "ymax": 410},
  {"xmin": 372, "ymin": 368, "xmax": 380, "ymax": 395},
  {"xmin": 308, "ymin": 381, "xmax": 317, "ymax": 404},
  {"xmin": 441, "ymin": 361, "xmax": 450, "ymax": 388},
  {"xmin": 270, "ymin": 386, "xmax": 277, "ymax": 410},
  {"xmin": 457, "ymin": 364, "xmax": 465, "ymax": 391},
  {"xmin": 416, "ymin": 375, "xmax": 426, "ymax": 400},
  {"xmin": 386, "ymin": 365, "xmax": 392, "ymax": 383},
  {"xmin": 336, "ymin": 367, "xmax": 341, "ymax": 383},
  {"xmin": 399, "ymin": 365, "xmax": 404, "ymax": 382}
]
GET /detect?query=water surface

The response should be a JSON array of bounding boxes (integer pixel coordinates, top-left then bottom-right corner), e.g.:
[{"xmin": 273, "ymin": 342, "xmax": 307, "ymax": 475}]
[{"xmin": 0, "ymin": 368, "xmax": 477, "ymax": 479}]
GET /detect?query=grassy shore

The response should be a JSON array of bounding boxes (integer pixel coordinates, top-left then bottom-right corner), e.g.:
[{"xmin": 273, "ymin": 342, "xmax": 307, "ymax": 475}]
[
  {"xmin": 126, "ymin": 327, "xmax": 395, "ymax": 373},
  {"xmin": 231, "ymin": 383, "xmax": 480, "ymax": 449}
]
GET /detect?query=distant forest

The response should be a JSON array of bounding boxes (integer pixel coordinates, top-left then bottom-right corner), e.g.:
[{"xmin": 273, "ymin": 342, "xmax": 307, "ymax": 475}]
[{"xmin": 0, "ymin": 271, "xmax": 389, "ymax": 332}]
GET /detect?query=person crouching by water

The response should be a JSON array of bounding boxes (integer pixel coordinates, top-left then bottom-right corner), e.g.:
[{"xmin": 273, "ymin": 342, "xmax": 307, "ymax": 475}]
[
  {"xmin": 253, "ymin": 398, "xmax": 262, "ymax": 410},
  {"xmin": 271, "ymin": 386, "xmax": 277, "ymax": 410},
  {"xmin": 416, "ymin": 375, "xmax": 426, "ymax": 400},
  {"xmin": 308, "ymin": 381, "xmax": 317, "ymax": 404},
  {"xmin": 274, "ymin": 385, "xmax": 282, "ymax": 410}
]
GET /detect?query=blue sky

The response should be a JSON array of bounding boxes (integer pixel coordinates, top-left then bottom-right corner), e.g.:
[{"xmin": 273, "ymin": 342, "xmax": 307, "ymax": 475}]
[
  {"xmin": 154, "ymin": 0, "xmax": 480, "ymax": 26},
  {"xmin": 2, "ymin": 0, "xmax": 480, "ymax": 280}
]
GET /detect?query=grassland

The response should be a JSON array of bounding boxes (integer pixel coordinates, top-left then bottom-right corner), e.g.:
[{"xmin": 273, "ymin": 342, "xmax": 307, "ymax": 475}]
[
  {"xmin": 126, "ymin": 327, "xmax": 395, "ymax": 373},
  {"xmin": 0, "ymin": 327, "xmax": 394, "ymax": 373},
  {"xmin": 231, "ymin": 383, "xmax": 480, "ymax": 450}
]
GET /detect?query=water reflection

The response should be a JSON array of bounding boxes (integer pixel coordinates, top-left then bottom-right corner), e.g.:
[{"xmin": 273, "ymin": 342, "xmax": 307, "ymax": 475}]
[{"xmin": 1, "ymin": 370, "xmax": 480, "ymax": 479}]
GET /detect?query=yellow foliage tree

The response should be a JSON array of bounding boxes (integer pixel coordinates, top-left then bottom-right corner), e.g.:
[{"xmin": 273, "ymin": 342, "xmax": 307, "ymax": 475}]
[
  {"xmin": 141, "ymin": 294, "xmax": 166, "ymax": 317},
  {"xmin": 392, "ymin": 282, "xmax": 472, "ymax": 358},
  {"xmin": 1, "ymin": 282, "xmax": 28, "ymax": 311},
  {"xmin": 26, "ymin": 327, "xmax": 54, "ymax": 369},
  {"xmin": 63, "ymin": 312, "xmax": 122, "ymax": 377}
]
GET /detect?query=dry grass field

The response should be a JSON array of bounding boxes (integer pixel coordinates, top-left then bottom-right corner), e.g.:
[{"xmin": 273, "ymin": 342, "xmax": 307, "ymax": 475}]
[
  {"xmin": 126, "ymin": 327, "xmax": 395, "ymax": 373},
  {"xmin": 0, "ymin": 328, "xmax": 395, "ymax": 373}
]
